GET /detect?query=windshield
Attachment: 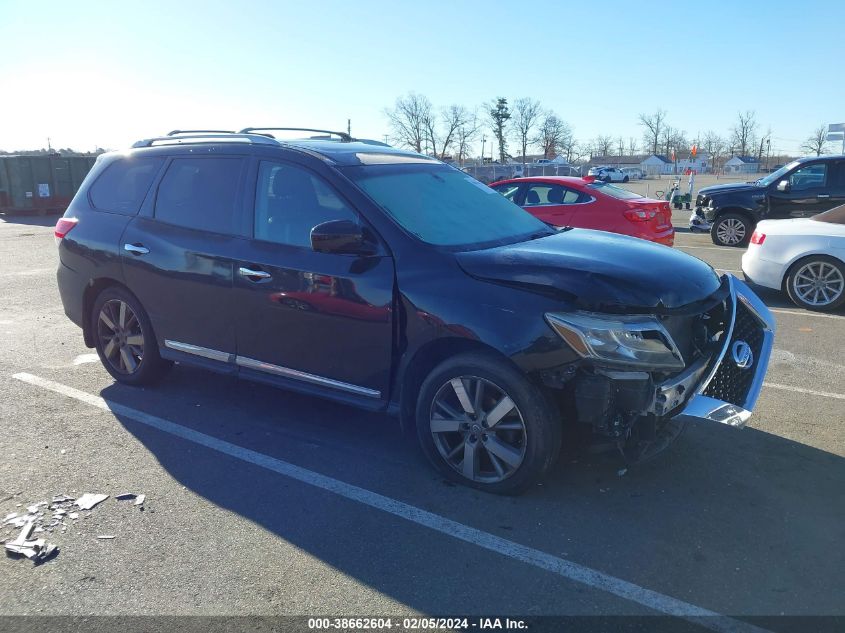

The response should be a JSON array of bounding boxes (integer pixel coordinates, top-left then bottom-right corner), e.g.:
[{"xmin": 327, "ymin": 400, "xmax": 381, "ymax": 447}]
[
  {"xmin": 342, "ymin": 164, "xmax": 552, "ymax": 249},
  {"xmin": 587, "ymin": 181, "xmax": 643, "ymax": 200},
  {"xmin": 756, "ymin": 160, "xmax": 801, "ymax": 187}
]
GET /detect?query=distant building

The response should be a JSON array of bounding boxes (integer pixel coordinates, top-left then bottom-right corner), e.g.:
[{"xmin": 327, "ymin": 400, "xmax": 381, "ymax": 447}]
[{"xmin": 724, "ymin": 155, "xmax": 760, "ymax": 174}]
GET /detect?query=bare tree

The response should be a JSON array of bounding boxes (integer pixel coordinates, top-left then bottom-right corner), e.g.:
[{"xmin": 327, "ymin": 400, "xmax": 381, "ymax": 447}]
[
  {"xmin": 627, "ymin": 137, "xmax": 639, "ymax": 155},
  {"xmin": 756, "ymin": 127, "xmax": 772, "ymax": 163},
  {"xmin": 802, "ymin": 124, "xmax": 830, "ymax": 156},
  {"xmin": 593, "ymin": 135, "xmax": 613, "ymax": 157},
  {"xmin": 424, "ymin": 104, "xmax": 473, "ymax": 159},
  {"xmin": 639, "ymin": 110, "xmax": 666, "ymax": 155},
  {"xmin": 730, "ymin": 110, "xmax": 757, "ymax": 157},
  {"xmin": 617, "ymin": 137, "xmax": 625, "ymax": 156},
  {"xmin": 660, "ymin": 126, "xmax": 674, "ymax": 157},
  {"xmin": 454, "ymin": 111, "xmax": 481, "ymax": 165},
  {"xmin": 533, "ymin": 111, "xmax": 571, "ymax": 159},
  {"xmin": 511, "ymin": 98, "xmax": 543, "ymax": 165},
  {"xmin": 702, "ymin": 130, "xmax": 726, "ymax": 171},
  {"xmin": 384, "ymin": 93, "xmax": 432, "ymax": 153}
]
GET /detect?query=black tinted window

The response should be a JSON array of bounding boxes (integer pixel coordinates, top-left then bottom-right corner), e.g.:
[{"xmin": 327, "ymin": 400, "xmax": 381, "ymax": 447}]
[
  {"xmin": 254, "ymin": 161, "xmax": 357, "ymax": 247},
  {"xmin": 89, "ymin": 157, "xmax": 163, "ymax": 214},
  {"xmin": 155, "ymin": 158, "xmax": 242, "ymax": 234}
]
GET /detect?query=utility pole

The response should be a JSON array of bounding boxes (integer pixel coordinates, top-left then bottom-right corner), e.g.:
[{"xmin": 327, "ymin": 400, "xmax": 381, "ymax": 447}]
[
  {"xmin": 47, "ymin": 137, "xmax": 52, "ymax": 151},
  {"xmin": 382, "ymin": 134, "xmax": 389, "ymax": 145},
  {"xmin": 347, "ymin": 119, "xmax": 351, "ymax": 137},
  {"xmin": 481, "ymin": 135, "xmax": 486, "ymax": 164}
]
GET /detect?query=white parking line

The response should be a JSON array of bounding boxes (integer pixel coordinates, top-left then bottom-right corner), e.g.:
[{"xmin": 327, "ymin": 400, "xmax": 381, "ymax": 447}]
[
  {"xmin": 1, "ymin": 267, "xmax": 54, "ymax": 277},
  {"xmin": 764, "ymin": 383, "xmax": 845, "ymax": 401},
  {"xmin": 11, "ymin": 371, "xmax": 769, "ymax": 633},
  {"xmin": 769, "ymin": 308, "xmax": 845, "ymax": 321}
]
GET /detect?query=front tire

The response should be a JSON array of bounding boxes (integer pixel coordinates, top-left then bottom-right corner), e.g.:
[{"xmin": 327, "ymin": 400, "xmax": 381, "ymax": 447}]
[
  {"xmin": 785, "ymin": 256, "xmax": 845, "ymax": 312},
  {"xmin": 415, "ymin": 352, "xmax": 562, "ymax": 495},
  {"xmin": 92, "ymin": 286, "xmax": 171, "ymax": 385},
  {"xmin": 711, "ymin": 213, "xmax": 752, "ymax": 247},
  {"xmin": 623, "ymin": 176, "xmax": 629, "ymax": 183}
]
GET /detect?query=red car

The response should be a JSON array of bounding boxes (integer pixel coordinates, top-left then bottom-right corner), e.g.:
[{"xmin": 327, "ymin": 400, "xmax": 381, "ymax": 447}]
[{"xmin": 489, "ymin": 176, "xmax": 674, "ymax": 246}]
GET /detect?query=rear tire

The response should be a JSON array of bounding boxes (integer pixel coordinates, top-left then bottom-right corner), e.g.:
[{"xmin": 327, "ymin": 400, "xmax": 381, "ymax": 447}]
[
  {"xmin": 623, "ymin": 176, "xmax": 629, "ymax": 182},
  {"xmin": 92, "ymin": 286, "xmax": 171, "ymax": 385},
  {"xmin": 711, "ymin": 213, "xmax": 752, "ymax": 247},
  {"xmin": 785, "ymin": 256, "xmax": 845, "ymax": 312},
  {"xmin": 415, "ymin": 352, "xmax": 562, "ymax": 495}
]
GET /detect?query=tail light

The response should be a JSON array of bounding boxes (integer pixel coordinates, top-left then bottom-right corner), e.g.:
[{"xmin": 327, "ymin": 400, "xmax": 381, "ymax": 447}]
[
  {"xmin": 54, "ymin": 217, "xmax": 78, "ymax": 243},
  {"xmin": 750, "ymin": 230, "xmax": 766, "ymax": 245},
  {"xmin": 624, "ymin": 208, "xmax": 657, "ymax": 222}
]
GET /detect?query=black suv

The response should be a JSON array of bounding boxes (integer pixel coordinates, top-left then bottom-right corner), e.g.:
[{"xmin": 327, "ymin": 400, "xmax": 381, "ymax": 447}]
[
  {"xmin": 691, "ymin": 155, "xmax": 845, "ymax": 246},
  {"xmin": 56, "ymin": 128, "xmax": 775, "ymax": 494}
]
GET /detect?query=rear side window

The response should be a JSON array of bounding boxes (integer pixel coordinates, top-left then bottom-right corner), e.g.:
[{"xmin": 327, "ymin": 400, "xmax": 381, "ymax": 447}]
[
  {"xmin": 154, "ymin": 158, "xmax": 242, "ymax": 234},
  {"xmin": 89, "ymin": 157, "xmax": 164, "ymax": 214}
]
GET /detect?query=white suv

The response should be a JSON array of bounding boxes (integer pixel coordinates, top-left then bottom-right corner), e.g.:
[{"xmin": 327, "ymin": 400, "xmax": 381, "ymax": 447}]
[{"xmin": 588, "ymin": 166, "xmax": 629, "ymax": 182}]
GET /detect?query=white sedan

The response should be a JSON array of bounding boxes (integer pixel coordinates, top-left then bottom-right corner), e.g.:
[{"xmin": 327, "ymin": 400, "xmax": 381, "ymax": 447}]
[{"xmin": 741, "ymin": 205, "xmax": 845, "ymax": 311}]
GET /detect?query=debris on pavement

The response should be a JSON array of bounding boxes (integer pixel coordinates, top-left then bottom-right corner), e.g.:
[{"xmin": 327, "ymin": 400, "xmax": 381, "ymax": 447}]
[
  {"xmin": 4, "ymin": 520, "xmax": 58, "ymax": 563},
  {"xmin": 3, "ymin": 490, "xmax": 145, "ymax": 564},
  {"xmin": 617, "ymin": 468, "xmax": 628, "ymax": 477},
  {"xmin": 74, "ymin": 493, "xmax": 109, "ymax": 510}
]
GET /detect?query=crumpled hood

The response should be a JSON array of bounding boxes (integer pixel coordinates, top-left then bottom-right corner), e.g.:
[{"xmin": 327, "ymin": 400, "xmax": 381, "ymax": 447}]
[
  {"xmin": 698, "ymin": 182, "xmax": 758, "ymax": 197},
  {"xmin": 456, "ymin": 229, "xmax": 722, "ymax": 311}
]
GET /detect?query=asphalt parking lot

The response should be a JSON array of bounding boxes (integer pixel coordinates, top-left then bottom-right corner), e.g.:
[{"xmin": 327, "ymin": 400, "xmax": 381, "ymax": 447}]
[{"xmin": 1, "ymin": 212, "xmax": 843, "ymax": 632}]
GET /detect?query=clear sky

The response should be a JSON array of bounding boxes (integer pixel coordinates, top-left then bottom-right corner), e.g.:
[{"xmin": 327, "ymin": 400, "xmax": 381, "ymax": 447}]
[{"xmin": 1, "ymin": 0, "xmax": 843, "ymax": 155}]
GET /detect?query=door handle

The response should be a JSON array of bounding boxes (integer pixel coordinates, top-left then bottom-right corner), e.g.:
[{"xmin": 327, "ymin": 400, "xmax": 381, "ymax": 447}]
[
  {"xmin": 124, "ymin": 243, "xmax": 149, "ymax": 255},
  {"xmin": 238, "ymin": 266, "xmax": 272, "ymax": 280}
]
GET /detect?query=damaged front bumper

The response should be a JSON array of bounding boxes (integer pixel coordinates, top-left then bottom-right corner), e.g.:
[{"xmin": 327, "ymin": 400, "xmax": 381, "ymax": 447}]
[
  {"xmin": 689, "ymin": 209, "xmax": 712, "ymax": 232},
  {"xmin": 663, "ymin": 275, "xmax": 775, "ymax": 428}
]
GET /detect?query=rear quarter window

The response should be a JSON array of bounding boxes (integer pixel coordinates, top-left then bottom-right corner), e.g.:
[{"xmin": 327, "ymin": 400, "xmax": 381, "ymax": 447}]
[{"xmin": 89, "ymin": 157, "xmax": 164, "ymax": 214}]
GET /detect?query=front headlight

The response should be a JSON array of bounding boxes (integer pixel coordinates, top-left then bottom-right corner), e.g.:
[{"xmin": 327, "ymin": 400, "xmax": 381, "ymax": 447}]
[{"xmin": 545, "ymin": 312, "xmax": 684, "ymax": 370}]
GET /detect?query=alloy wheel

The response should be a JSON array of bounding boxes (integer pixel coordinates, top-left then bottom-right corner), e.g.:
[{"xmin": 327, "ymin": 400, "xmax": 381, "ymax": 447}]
[
  {"xmin": 715, "ymin": 217, "xmax": 746, "ymax": 245},
  {"xmin": 430, "ymin": 376, "xmax": 527, "ymax": 483},
  {"xmin": 792, "ymin": 261, "xmax": 844, "ymax": 307},
  {"xmin": 97, "ymin": 299, "xmax": 144, "ymax": 374}
]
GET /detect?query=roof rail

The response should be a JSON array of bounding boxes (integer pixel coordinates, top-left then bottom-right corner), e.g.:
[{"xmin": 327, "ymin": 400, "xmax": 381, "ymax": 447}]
[
  {"xmin": 167, "ymin": 129, "xmax": 236, "ymax": 136},
  {"xmin": 239, "ymin": 127, "xmax": 353, "ymax": 142},
  {"xmin": 131, "ymin": 133, "xmax": 280, "ymax": 148}
]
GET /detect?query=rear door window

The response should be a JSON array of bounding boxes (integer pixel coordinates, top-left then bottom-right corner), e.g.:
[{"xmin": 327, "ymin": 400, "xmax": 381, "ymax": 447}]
[
  {"xmin": 154, "ymin": 158, "xmax": 243, "ymax": 234},
  {"xmin": 89, "ymin": 157, "xmax": 164, "ymax": 214},
  {"xmin": 524, "ymin": 183, "xmax": 566, "ymax": 206}
]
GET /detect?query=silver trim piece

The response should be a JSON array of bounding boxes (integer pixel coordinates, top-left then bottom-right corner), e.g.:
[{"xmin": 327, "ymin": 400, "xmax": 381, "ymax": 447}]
[
  {"xmin": 235, "ymin": 356, "xmax": 381, "ymax": 398},
  {"xmin": 124, "ymin": 243, "xmax": 150, "ymax": 255},
  {"xmin": 238, "ymin": 267, "xmax": 272, "ymax": 280},
  {"xmin": 164, "ymin": 340, "xmax": 234, "ymax": 363}
]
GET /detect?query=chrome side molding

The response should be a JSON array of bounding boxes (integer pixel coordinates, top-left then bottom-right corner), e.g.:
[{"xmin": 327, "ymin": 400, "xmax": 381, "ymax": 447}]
[
  {"xmin": 164, "ymin": 340, "xmax": 234, "ymax": 363},
  {"xmin": 163, "ymin": 339, "xmax": 381, "ymax": 399},
  {"xmin": 236, "ymin": 356, "xmax": 381, "ymax": 398}
]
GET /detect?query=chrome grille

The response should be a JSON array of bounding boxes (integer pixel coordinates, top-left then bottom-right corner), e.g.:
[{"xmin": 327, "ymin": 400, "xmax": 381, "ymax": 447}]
[{"xmin": 703, "ymin": 301, "xmax": 764, "ymax": 407}]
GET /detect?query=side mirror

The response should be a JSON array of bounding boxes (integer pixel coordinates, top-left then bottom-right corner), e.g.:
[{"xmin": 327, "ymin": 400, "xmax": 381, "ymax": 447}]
[
  {"xmin": 310, "ymin": 220, "xmax": 377, "ymax": 256},
  {"xmin": 776, "ymin": 180, "xmax": 789, "ymax": 192}
]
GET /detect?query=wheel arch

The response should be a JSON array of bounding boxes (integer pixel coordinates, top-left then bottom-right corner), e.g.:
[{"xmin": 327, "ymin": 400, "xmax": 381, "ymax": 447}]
[
  {"xmin": 82, "ymin": 277, "xmax": 139, "ymax": 347},
  {"xmin": 714, "ymin": 206, "xmax": 757, "ymax": 225},
  {"xmin": 396, "ymin": 337, "xmax": 521, "ymax": 435},
  {"xmin": 781, "ymin": 251, "xmax": 845, "ymax": 291}
]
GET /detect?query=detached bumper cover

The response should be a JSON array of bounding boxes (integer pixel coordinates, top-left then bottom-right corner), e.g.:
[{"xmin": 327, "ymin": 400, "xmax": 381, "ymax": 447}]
[{"xmin": 667, "ymin": 275, "xmax": 775, "ymax": 428}]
